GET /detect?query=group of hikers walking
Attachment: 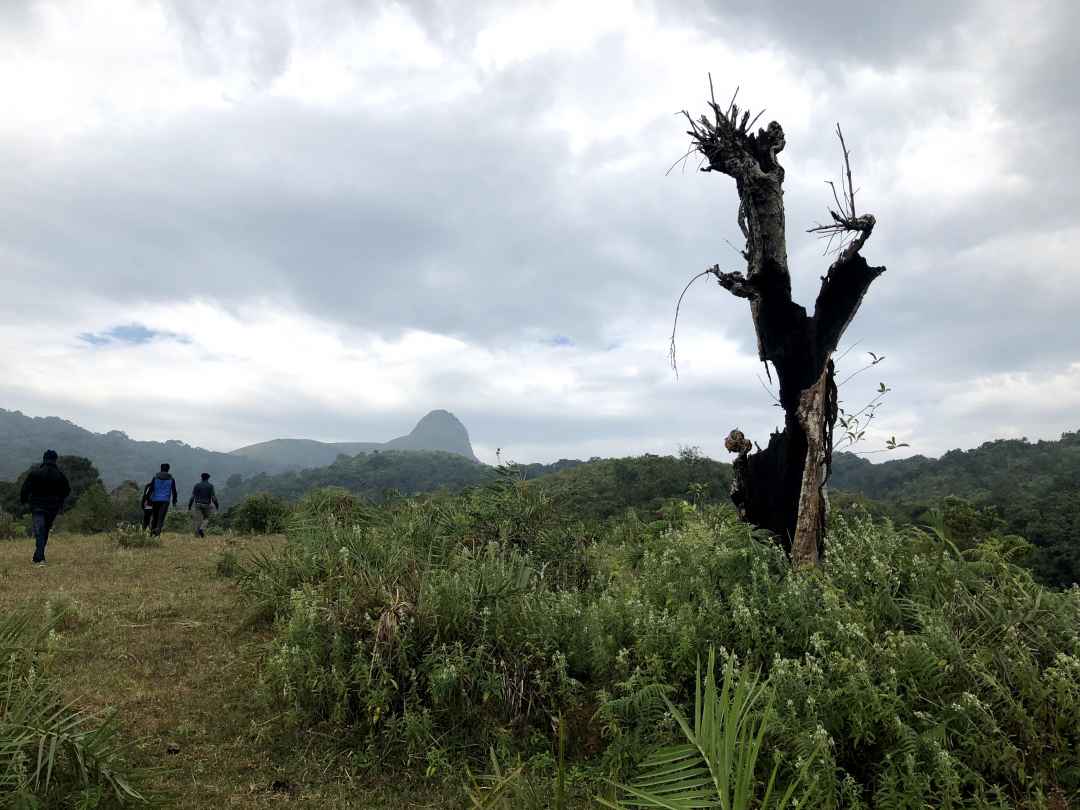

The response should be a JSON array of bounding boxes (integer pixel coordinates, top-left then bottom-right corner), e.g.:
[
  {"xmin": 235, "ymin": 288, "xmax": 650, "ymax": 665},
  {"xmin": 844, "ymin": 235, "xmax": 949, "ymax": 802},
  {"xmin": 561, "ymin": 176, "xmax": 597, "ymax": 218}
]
[
  {"xmin": 18, "ymin": 451, "xmax": 219, "ymax": 565},
  {"xmin": 138, "ymin": 463, "xmax": 219, "ymax": 537}
]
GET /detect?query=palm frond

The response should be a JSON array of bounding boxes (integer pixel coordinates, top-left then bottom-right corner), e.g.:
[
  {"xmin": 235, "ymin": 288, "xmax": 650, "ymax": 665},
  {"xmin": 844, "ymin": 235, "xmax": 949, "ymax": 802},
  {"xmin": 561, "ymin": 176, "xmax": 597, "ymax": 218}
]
[{"xmin": 599, "ymin": 649, "xmax": 820, "ymax": 810}]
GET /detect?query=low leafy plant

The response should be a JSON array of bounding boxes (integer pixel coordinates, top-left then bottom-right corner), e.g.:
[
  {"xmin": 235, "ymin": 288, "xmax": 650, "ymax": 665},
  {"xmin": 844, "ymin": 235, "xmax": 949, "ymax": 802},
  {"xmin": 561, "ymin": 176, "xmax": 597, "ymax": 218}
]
[
  {"xmin": 215, "ymin": 547, "xmax": 241, "ymax": 579},
  {"xmin": 112, "ymin": 524, "xmax": 161, "ymax": 549},
  {"xmin": 163, "ymin": 508, "xmax": 192, "ymax": 534},
  {"xmin": 44, "ymin": 590, "xmax": 84, "ymax": 633}
]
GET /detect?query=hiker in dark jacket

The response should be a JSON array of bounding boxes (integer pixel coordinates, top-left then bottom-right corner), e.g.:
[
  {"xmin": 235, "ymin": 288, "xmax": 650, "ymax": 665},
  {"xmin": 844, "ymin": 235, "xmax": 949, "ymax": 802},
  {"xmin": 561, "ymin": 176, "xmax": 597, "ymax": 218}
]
[
  {"xmin": 187, "ymin": 473, "xmax": 219, "ymax": 538},
  {"xmin": 141, "ymin": 481, "xmax": 154, "ymax": 531},
  {"xmin": 147, "ymin": 463, "xmax": 178, "ymax": 536},
  {"xmin": 19, "ymin": 450, "xmax": 71, "ymax": 565}
]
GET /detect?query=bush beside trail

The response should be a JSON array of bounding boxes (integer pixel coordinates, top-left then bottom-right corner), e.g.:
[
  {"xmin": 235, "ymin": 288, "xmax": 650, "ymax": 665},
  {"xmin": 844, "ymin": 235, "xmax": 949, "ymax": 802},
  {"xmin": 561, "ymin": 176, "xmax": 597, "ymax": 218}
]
[{"xmin": 241, "ymin": 480, "xmax": 1080, "ymax": 808}]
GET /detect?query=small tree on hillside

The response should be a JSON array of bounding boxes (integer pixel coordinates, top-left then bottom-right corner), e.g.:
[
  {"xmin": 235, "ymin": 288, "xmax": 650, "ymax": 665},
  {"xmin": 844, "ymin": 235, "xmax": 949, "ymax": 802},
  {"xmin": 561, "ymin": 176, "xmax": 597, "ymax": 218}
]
[{"xmin": 676, "ymin": 84, "xmax": 886, "ymax": 565}]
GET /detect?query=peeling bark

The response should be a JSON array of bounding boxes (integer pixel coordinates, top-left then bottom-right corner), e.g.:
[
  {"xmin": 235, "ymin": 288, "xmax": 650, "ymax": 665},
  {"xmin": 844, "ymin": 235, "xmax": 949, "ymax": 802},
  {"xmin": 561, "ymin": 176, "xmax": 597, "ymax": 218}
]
[
  {"xmin": 791, "ymin": 361, "xmax": 836, "ymax": 566},
  {"xmin": 683, "ymin": 91, "xmax": 885, "ymax": 561}
]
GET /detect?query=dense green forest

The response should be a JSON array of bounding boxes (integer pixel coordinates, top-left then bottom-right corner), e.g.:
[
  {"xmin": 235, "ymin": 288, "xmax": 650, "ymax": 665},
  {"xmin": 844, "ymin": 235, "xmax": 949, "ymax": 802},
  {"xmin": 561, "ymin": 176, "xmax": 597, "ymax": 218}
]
[
  {"xmin": 529, "ymin": 450, "xmax": 732, "ymax": 520},
  {"xmin": 221, "ymin": 449, "xmax": 495, "ymax": 505},
  {"xmin": 832, "ymin": 432, "xmax": 1080, "ymax": 586}
]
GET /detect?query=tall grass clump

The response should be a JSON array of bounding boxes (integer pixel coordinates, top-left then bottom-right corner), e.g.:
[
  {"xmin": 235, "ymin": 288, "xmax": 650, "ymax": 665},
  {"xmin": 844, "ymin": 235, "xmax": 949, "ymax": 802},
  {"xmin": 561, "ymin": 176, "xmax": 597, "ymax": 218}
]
[
  {"xmin": 0, "ymin": 613, "xmax": 152, "ymax": 806},
  {"xmin": 244, "ymin": 476, "xmax": 1080, "ymax": 807}
]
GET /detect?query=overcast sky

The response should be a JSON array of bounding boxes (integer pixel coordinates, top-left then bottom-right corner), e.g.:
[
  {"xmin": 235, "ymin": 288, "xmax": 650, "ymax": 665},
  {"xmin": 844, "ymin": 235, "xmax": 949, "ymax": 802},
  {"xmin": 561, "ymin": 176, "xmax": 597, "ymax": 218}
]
[{"xmin": 1, "ymin": 0, "xmax": 1077, "ymax": 464}]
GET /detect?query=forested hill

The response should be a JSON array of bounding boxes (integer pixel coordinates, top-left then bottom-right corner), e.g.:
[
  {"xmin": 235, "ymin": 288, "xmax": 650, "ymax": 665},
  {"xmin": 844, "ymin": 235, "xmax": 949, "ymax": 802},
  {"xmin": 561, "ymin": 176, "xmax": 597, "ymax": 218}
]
[
  {"xmin": 832, "ymin": 432, "xmax": 1080, "ymax": 586},
  {"xmin": 230, "ymin": 409, "xmax": 479, "ymax": 467},
  {"xmin": 530, "ymin": 452, "xmax": 733, "ymax": 521},
  {"xmin": 832, "ymin": 432, "xmax": 1080, "ymax": 504},
  {"xmin": 0, "ymin": 408, "xmax": 265, "ymax": 489},
  {"xmin": 0, "ymin": 407, "xmax": 478, "ymax": 489},
  {"xmin": 222, "ymin": 450, "xmax": 496, "ymax": 505}
]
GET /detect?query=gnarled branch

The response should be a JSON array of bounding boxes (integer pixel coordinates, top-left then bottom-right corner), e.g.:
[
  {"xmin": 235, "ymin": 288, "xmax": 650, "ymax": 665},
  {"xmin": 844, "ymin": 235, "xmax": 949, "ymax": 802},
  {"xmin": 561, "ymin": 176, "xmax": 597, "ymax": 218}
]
[
  {"xmin": 710, "ymin": 267, "xmax": 759, "ymax": 300},
  {"xmin": 809, "ymin": 124, "xmax": 885, "ymax": 357}
]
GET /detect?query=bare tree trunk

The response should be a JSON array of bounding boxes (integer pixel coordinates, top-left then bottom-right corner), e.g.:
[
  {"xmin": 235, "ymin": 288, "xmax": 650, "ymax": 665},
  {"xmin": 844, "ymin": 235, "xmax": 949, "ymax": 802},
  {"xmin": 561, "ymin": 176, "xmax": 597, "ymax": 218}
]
[{"xmin": 682, "ymin": 89, "xmax": 885, "ymax": 564}]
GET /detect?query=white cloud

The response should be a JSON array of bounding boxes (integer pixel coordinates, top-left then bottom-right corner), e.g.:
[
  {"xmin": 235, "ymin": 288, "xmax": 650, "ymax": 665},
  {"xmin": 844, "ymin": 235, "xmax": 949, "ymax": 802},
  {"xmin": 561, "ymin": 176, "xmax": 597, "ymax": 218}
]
[{"xmin": 1, "ymin": 0, "xmax": 1078, "ymax": 467}]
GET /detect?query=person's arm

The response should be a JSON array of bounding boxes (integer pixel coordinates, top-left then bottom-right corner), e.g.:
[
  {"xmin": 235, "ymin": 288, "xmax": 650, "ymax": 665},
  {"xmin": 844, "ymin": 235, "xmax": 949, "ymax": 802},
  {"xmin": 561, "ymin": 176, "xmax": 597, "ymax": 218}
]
[
  {"xmin": 171, "ymin": 479, "xmax": 178, "ymax": 506},
  {"xmin": 19, "ymin": 471, "xmax": 33, "ymax": 505},
  {"xmin": 188, "ymin": 486, "xmax": 195, "ymax": 510},
  {"xmin": 211, "ymin": 485, "xmax": 219, "ymax": 510}
]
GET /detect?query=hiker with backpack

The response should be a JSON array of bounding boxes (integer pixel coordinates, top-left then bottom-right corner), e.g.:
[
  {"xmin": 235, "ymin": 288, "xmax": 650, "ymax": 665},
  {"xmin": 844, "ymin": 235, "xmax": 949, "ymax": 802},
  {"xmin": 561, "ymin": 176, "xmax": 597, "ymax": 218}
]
[
  {"xmin": 187, "ymin": 473, "xmax": 219, "ymax": 538},
  {"xmin": 19, "ymin": 449, "xmax": 71, "ymax": 566},
  {"xmin": 147, "ymin": 463, "xmax": 178, "ymax": 536}
]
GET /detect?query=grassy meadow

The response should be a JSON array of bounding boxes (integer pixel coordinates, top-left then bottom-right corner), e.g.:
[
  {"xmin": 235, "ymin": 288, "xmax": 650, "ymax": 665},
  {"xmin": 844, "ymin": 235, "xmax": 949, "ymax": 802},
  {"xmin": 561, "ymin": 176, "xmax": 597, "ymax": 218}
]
[{"xmin": 0, "ymin": 530, "xmax": 447, "ymax": 808}]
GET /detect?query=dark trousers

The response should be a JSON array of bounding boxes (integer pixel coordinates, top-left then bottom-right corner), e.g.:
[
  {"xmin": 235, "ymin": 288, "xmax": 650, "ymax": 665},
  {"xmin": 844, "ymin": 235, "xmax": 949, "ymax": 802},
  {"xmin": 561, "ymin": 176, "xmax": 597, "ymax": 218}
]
[
  {"xmin": 142, "ymin": 507, "xmax": 153, "ymax": 530},
  {"xmin": 32, "ymin": 508, "xmax": 58, "ymax": 563},
  {"xmin": 149, "ymin": 502, "xmax": 171, "ymax": 535}
]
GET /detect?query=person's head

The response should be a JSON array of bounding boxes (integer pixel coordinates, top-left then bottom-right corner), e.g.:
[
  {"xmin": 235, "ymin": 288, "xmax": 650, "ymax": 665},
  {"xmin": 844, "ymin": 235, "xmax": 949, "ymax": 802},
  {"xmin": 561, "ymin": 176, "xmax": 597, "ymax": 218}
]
[
  {"xmin": 200, "ymin": 473, "xmax": 210, "ymax": 481},
  {"xmin": 42, "ymin": 449, "xmax": 58, "ymax": 464},
  {"xmin": 160, "ymin": 463, "xmax": 170, "ymax": 473}
]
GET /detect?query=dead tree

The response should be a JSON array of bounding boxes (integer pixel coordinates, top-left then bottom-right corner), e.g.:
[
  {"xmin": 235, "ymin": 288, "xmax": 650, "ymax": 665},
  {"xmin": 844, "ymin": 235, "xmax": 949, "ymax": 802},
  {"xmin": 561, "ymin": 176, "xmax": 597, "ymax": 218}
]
[{"xmin": 680, "ymin": 85, "xmax": 885, "ymax": 565}]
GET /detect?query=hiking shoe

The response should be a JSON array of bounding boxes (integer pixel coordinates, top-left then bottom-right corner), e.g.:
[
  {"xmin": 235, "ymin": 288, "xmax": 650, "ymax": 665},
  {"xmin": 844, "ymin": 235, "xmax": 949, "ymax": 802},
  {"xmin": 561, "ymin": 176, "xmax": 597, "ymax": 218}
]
[{"xmin": 33, "ymin": 560, "xmax": 46, "ymax": 567}]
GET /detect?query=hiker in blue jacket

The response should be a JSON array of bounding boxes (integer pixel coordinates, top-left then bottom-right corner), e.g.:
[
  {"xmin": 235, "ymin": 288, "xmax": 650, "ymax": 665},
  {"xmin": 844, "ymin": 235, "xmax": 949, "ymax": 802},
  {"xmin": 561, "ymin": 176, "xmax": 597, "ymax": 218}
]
[
  {"xmin": 19, "ymin": 449, "xmax": 71, "ymax": 565},
  {"xmin": 147, "ymin": 463, "xmax": 178, "ymax": 536}
]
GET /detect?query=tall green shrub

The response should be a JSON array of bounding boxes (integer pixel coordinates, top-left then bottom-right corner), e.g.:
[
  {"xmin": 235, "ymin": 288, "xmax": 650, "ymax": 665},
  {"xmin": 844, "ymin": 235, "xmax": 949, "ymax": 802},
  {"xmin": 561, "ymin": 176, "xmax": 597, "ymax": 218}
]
[
  {"xmin": 228, "ymin": 492, "xmax": 291, "ymax": 534},
  {"xmin": 244, "ymin": 485, "xmax": 1080, "ymax": 806},
  {"xmin": 61, "ymin": 482, "xmax": 117, "ymax": 534}
]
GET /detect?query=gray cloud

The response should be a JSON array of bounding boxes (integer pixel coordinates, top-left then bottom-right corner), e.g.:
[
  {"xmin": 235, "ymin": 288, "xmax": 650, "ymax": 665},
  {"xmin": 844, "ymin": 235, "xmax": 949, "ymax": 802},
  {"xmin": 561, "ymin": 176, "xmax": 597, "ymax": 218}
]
[
  {"xmin": 665, "ymin": 0, "xmax": 982, "ymax": 69},
  {"xmin": 1, "ymin": 0, "xmax": 1078, "ymax": 463}
]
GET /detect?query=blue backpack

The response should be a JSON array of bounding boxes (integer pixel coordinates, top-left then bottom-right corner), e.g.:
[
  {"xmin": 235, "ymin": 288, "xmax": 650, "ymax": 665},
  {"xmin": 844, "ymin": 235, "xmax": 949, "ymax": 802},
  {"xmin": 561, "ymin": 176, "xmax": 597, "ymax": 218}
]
[{"xmin": 152, "ymin": 477, "xmax": 172, "ymax": 502}]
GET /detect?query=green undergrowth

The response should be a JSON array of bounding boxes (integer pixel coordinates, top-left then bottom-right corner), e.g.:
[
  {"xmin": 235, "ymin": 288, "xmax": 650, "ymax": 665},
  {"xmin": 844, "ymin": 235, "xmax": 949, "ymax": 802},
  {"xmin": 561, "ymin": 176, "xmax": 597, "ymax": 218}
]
[
  {"xmin": 1, "ymin": 612, "xmax": 154, "ymax": 807},
  {"xmin": 239, "ymin": 479, "xmax": 1080, "ymax": 808}
]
